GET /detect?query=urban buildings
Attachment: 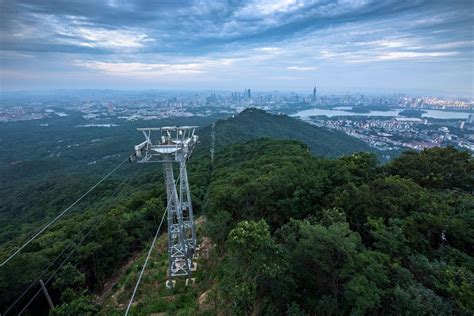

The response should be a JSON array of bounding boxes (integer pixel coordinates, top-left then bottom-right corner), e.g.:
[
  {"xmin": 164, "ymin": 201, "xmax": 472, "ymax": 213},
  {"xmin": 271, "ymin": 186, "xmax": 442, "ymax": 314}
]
[{"xmin": 1, "ymin": 90, "xmax": 473, "ymax": 153}]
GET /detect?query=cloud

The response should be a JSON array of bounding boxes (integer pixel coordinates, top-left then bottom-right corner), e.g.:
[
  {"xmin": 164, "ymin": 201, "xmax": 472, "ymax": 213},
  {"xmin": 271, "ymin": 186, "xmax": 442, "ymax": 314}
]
[
  {"xmin": 74, "ymin": 28, "xmax": 153, "ymax": 49},
  {"xmin": 370, "ymin": 39, "xmax": 411, "ymax": 48},
  {"xmin": 0, "ymin": 0, "xmax": 472, "ymax": 95},
  {"xmin": 76, "ymin": 59, "xmax": 235, "ymax": 77},
  {"xmin": 238, "ymin": 0, "xmax": 303, "ymax": 16},
  {"xmin": 254, "ymin": 47, "xmax": 282, "ymax": 53},
  {"xmin": 287, "ymin": 66, "xmax": 317, "ymax": 71},
  {"xmin": 2, "ymin": 12, "xmax": 153, "ymax": 52},
  {"xmin": 375, "ymin": 51, "xmax": 458, "ymax": 61},
  {"xmin": 3, "ymin": 0, "xmax": 471, "ymax": 55}
]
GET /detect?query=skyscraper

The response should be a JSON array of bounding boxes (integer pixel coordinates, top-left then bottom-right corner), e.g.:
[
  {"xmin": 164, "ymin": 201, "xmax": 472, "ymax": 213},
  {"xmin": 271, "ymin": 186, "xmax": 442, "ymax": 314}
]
[
  {"xmin": 312, "ymin": 85, "xmax": 317, "ymax": 102},
  {"xmin": 468, "ymin": 114, "xmax": 474, "ymax": 124},
  {"xmin": 243, "ymin": 88, "xmax": 251, "ymax": 100}
]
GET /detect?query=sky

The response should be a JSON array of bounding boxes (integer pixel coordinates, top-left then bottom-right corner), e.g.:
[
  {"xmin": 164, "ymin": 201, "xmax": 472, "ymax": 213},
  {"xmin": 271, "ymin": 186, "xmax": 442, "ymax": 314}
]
[{"xmin": 0, "ymin": 0, "xmax": 473, "ymax": 96}]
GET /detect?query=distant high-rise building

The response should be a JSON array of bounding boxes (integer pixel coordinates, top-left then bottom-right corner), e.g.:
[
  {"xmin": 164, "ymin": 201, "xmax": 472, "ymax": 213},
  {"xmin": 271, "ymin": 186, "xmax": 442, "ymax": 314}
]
[
  {"xmin": 468, "ymin": 114, "xmax": 474, "ymax": 124},
  {"xmin": 243, "ymin": 88, "xmax": 251, "ymax": 100},
  {"xmin": 312, "ymin": 85, "xmax": 317, "ymax": 102}
]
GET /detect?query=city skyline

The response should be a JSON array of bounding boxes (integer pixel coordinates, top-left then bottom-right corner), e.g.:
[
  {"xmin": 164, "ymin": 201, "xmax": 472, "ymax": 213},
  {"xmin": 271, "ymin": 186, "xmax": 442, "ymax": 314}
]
[{"xmin": 1, "ymin": 0, "xmax": 473, "ymax": 97}]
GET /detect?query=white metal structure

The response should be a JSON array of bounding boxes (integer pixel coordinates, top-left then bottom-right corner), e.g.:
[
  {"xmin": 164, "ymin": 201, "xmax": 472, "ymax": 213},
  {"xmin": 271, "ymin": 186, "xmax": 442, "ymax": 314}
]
[{"xmin": 132, "ymin": 126, "xmax": 198, "ymax": 287}]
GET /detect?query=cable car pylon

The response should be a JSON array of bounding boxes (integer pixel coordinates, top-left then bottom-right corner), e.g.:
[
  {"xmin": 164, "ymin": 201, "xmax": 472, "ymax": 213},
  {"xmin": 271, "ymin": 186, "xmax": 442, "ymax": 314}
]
[{"xmin": 131, "ymin": 126, "xmax": 198, "ymax": 288}]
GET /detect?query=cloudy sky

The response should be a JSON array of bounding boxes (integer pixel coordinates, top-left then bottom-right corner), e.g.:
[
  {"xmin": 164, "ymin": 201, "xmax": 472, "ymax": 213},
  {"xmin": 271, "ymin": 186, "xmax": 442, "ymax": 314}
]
[{"xmin": 0, "ymin": 0, "xmax": 473, "ymax": 96}]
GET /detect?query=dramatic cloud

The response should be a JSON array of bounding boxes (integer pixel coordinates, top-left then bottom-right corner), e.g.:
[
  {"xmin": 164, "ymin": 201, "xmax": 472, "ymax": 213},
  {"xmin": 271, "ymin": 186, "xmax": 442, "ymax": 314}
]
[
  {"xmin": 0, "ymin": 0, "xmax": 472, "ymax": 96},
  {"xmin": 76, "ymin": 59, "xmax": 235, "ymax": 77}
]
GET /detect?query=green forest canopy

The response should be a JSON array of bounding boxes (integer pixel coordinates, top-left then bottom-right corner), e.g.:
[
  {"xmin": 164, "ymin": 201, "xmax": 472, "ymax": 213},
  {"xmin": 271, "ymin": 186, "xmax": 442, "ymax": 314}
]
[
  {"xmin": 0, "ymin": 110, "xmax": 472, "ymax": 314},
  {"xmin": 204, "ymin": 140, "xmax": 473, "ymax": 315}
]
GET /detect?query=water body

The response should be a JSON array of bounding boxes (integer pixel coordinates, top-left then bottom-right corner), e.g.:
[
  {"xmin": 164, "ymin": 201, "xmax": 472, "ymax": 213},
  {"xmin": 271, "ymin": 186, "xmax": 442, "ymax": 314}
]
[{"xmin": 294, "ymin": 107, "xmax": 473, "ymax": 120}]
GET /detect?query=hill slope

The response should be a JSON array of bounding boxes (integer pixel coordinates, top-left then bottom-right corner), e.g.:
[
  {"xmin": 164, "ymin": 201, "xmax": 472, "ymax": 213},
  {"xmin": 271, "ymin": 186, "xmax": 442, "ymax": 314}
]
[
  {"xmin": 98, "ymin": 140, "xmax": 473, "ymax": 315},
  {"xmin": 197, "ymin": 108, "xmax": 376, "ymax": 157}
]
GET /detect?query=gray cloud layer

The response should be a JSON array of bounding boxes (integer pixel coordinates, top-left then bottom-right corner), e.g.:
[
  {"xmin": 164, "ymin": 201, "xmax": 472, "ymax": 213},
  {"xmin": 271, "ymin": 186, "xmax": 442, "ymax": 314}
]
[{"xmin": 1, "ymin": 0, "xmax": 473, "ymax": 95}]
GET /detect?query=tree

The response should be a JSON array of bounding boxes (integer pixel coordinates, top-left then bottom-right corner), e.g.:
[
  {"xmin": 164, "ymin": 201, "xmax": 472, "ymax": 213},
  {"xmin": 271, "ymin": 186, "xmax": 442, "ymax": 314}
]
[
  {"xmin": 368, "ymin": 217, "xmax": 409, "ymax": 258},
  {"xmin": 342, "ymin": 250, "xmax": 389, "ymax": 315},
  {"xmin": 283, "ymin": 219, "xmax": 362, "ymax": 314},
  {"xmin": 339, "ymin": 152, "xmax": 379, "ymax": 182},
  {"xmin": 219, "ymin": 220, "xmax": 283, "ymax": 314},
  {"xmin": 336, "ymin": 176, "xmax": 443, "ymax": 243},
  {"xmin": 53, "ymin": 263, "xmax": 86, "ymax": 302},
  {"xmin": 385, "ymin": 146, "xmax": 474, "ymax": 191}
]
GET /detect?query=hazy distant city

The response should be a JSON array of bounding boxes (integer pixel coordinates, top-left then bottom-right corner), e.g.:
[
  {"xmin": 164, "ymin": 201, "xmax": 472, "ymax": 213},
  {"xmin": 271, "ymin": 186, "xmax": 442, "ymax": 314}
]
[{"xmin": 1, "ymin": 89, "xmax": 473, "ymax": 154}]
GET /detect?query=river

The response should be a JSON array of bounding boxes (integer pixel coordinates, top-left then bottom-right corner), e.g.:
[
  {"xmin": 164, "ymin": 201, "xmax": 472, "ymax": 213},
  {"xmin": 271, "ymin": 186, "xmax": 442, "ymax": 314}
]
[{"xmin": 294, "ymin": 107, "xmax": 473, "ymax": 120}]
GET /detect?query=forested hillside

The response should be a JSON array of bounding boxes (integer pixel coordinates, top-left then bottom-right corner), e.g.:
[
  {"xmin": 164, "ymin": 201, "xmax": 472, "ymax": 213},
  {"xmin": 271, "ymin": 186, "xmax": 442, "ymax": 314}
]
[
  {"xmin": 0, "ymin": 113, "xmax": 224, "ymax": 245},
  {"xmin": 0, "ymin": 110, "xmax": 472, "ymax": 315},
  {"xmin": 203, "ymin": 140, "xmax": 473, "ymax": 315},
  {"xmin": 0, "ymin": 109, "xmax": 372, "ymax": 246},
  {"xmin": 100, "ymin": 140, "xmax": 472, "ymax": 315},
  {"xmin": 197, "ymin": 108, "xmax": 377, "ymax": 157}
]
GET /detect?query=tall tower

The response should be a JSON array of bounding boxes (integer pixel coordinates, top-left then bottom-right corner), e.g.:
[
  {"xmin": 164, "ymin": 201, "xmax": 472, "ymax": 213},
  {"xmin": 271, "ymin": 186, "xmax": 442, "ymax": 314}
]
[
  {"xmin": 132, "ymin": 126, "xmax": 198, "ymax": 288},
  {"xmin": 244, "ymin": 88, "xmax": 251, "ymax": 100},
  {"xmin": 312, "ymin": 85, "xmax": 317, "ymax": 102}
]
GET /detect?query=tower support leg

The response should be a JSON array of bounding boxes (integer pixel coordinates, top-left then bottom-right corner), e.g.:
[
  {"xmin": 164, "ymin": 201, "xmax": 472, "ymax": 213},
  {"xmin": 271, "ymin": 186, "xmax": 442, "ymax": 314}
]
[
  {"xmin": 163, "ymin": 162, "xmax": 191, "ymax": 285},
  {"xmin": 179, "ymin": 161, "xmax": 197, "ymax": 253}
]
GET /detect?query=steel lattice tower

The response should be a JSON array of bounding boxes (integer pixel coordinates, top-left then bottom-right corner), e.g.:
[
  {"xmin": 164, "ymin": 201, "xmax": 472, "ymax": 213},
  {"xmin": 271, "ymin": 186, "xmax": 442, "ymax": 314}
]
[
  {"xmin": 132, "ymin": 126, "xmax": 198, "ymax": 288},
  {"xmin": 210, "ymin": 122, "xmax": 215, "ymax": 163}
]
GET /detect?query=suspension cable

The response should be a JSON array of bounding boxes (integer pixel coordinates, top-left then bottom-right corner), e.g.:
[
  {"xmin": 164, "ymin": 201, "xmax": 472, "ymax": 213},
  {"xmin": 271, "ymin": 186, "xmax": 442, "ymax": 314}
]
[
  {"xmin": 3, "ymin": 165, "xmax": 139, "ymax": 315},
  {"xmin": 17, "ymin": 212, "xmax": 106, "ymax": 315},
  {"xmin": 124, "ymin": 208, "xmax": 167, "ymax": 316},
  {"xmin": 0, "ymin": 157, "xmax": 130, "ymax": 267}
]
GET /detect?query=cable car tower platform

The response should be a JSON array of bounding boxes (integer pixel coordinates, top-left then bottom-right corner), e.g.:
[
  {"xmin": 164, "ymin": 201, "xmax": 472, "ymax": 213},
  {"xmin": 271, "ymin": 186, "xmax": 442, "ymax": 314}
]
[{"xmin": 132, "ymin": 126, "xmax": 198, "ymax": 288}]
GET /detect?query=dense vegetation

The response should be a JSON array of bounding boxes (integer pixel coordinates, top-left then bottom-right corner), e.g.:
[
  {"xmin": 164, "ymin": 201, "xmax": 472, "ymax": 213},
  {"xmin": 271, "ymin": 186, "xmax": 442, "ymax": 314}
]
[
  {"xmin": 0, "ymin": 112, "xmax": 224, "ymax": 244},
  {"xmin": 204, "ymin": 140, "xmax": 473, "ymax": 315},
  {"xmin": 0, "ymin": 109, "xmax": 472, "ymax": 315},
  {"xmin": 197, "ymin": 108, "xmax": 377, "ymax": 157},
  {"xmin": 399, "ymin": 109, "xmax": 426, "ymax": 118},
  {"xmin": 0, "ymin": 108, "xmax": 372, "ymax": 245}
]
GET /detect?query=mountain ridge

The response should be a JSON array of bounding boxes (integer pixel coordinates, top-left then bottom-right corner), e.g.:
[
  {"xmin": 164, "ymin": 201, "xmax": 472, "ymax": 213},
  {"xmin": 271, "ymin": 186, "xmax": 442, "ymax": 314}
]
[{"xmin": 197, "ymin": 108, "xmax": 377, "ymax": 158}]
